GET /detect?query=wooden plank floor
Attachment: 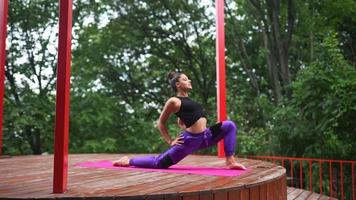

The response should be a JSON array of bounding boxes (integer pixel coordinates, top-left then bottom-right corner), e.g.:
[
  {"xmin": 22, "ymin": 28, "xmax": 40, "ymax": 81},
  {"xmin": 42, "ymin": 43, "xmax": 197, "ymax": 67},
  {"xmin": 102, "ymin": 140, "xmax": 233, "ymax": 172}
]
[
  {"xmin": 287, "ymin": 187, "xmax": 337, "ymax": 200},
  {"xmin": 0, "ymin": 154, "xmax": 332, "ymax": 200}
]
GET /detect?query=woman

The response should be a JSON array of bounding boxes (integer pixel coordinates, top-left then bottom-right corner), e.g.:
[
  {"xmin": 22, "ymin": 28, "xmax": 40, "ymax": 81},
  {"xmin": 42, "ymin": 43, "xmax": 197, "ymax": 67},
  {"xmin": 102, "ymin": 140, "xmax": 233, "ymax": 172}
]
[{"xmin": 113, "ymin": 72, "xmax": 246, "ymax": 170}]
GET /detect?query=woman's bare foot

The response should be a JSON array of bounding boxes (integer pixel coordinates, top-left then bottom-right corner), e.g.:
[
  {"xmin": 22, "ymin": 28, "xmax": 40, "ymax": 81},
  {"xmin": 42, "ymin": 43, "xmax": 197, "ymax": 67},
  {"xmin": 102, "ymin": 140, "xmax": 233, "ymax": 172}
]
[
  {"xmin": 226, "ymin": 156, "xmax": 246, "ymax": 170},
  {"xmin": 226, "ymin": 162, "xmax": 246, "ymax": 170},
  {"xmin": 113, "ymin": 156, "xmax": 130, "ymax": 167}
]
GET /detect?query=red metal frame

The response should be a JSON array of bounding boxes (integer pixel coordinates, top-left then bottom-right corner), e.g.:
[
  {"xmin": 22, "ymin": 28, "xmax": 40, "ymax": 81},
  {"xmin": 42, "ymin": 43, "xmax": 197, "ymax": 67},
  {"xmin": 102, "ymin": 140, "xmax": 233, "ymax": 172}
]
[
  {"xmin": 247, "ymin": 155, "xmax": 356, "ymax": 200},
  {"xmin": 309, "ymin": 160, "xmax": 313, "ymax": 191},
  {"xmin": 53, "ymin": 0, "xmax": 73, "ymax": 193},
  {"xmin": 299, "ymin": 161, "xmax": 303, "ymax": 188},
  {"xmin": 291, "ymin": 160, "xmax": 294, "ymax": 187},
  {"xmin": 340, "ymin": 162, "xmax": 344, "ymax": 200},
  {"xmin": 319, "ymin": 161, "xmax": 322, "ymax": 194},
  {"xmin": 329, "ymin": 161, "xmax": 333, "ymax": 197},
  {"xmin": 0, "ymin": 0, "xmax": 8, "ymax": 156},
  {"xmin": 215, "ymin": 0, "xmax": 226, "ymax": 157},
  {"xmin": 353, "ymin": 163, "xmax": 355, "ymax": 200}
]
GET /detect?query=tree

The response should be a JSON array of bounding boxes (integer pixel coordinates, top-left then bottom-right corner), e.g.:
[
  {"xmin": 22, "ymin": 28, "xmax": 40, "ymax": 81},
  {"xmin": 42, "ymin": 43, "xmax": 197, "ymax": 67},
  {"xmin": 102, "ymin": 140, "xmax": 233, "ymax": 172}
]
[
  {"xmin": 226, "ymin": 0, "xmax": 296, "ymax": 102},
  {"xmin": 4, "ymin": 0, "xmax": 58, "ymax": 154},
  {"xmin": 270, "ymin": 32, "xmax": 356, "ymax": 160},
  {"xmin": 4, "ymin": 0, "xmax": 355, "ymax": 159},
  {"xmin": 71, "ymin": 0, "xmax": 221, "ymax": 154}
]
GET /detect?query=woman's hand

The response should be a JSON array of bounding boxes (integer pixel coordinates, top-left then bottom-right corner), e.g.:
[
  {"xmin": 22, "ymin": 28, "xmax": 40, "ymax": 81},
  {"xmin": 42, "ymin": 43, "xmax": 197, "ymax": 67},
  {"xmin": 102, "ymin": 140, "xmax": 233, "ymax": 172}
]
[{"xmin": 170, "ymin": 135, "xmax": 184, "ymax": 146}]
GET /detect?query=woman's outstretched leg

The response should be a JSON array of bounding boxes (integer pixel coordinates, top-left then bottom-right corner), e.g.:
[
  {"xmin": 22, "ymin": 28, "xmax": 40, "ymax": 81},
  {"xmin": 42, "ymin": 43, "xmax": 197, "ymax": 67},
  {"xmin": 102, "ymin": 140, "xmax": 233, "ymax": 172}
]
[
  {"xmin": 113, "ymin": 149, "xmax": 180, "ymax": 169},
  {"xmin": 113, "ymin": 136, "xmax": 197, "ymax": 169}
]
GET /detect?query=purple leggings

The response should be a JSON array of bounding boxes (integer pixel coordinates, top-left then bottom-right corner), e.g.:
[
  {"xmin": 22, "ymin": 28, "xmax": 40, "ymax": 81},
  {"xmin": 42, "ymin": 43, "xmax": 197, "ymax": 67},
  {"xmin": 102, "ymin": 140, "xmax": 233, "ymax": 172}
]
[{"xmin": 129, "ymin": 120, "xmax": 237, "ymax": 169}]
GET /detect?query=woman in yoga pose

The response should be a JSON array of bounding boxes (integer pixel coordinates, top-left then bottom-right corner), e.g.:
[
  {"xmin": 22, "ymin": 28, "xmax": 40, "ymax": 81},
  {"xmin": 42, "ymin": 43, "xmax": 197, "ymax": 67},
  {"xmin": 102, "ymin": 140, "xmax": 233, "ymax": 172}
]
[{"xmin": 113, "ymin": 71, "xmax": 246, "ymax": 170}]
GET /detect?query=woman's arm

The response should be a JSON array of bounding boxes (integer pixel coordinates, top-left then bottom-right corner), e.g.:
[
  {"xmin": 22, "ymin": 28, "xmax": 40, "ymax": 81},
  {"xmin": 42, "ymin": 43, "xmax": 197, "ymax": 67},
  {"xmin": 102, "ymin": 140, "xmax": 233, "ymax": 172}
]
[{"xmin": 157, "ymin": 98, "xmax": 180, "ymax": 145}]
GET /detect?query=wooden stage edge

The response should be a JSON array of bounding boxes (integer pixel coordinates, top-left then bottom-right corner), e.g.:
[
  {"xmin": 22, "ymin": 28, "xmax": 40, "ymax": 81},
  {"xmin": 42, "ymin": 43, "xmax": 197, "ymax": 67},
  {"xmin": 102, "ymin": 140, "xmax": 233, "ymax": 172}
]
[{"xmin": 0, "ymin": 154, "xmax": 334, "ymax": 200}]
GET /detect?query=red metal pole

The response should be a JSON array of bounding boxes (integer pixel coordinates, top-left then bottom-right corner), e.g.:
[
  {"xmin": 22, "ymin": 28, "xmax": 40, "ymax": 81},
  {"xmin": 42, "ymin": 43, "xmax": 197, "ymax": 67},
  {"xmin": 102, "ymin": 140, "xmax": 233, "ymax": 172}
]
[
  {"xmin": 290, "ymin": 159, "xmax": 294, "ymax": 187},
  {"xmin": 340, "ymin": 162, "xmax": 344, "ymax": 200},
  {"xmin": 319, "ymin": 161, "xmax": 322, "ymax": 194},
  {"xmin": 215, "ymin": 0, "xmax": 226, "ymax": 158},
  {"xmin": 0, "ymin": 0, "xmax": 8, "ymax": 156},
  {"xmin": 352, "ymin": 163, "xmax": 355, "ymax": 200},
  {"xmin": 329, "ymin": 161, "xmax": 333, "ymax": 197},
  {"xmin": 309, "ymin": 160, "xmax": 313, "ymax": 191},
  {"xmin": 282, "ymin": 159, "xmax": 285, "ymax": 168},
  {"xmin": 53, "ymin": 0, "xmax": 72, "ymax": 193},
  {"xmin": 300, "ymin": 160, "xmax": 303, "ymax": 189}
]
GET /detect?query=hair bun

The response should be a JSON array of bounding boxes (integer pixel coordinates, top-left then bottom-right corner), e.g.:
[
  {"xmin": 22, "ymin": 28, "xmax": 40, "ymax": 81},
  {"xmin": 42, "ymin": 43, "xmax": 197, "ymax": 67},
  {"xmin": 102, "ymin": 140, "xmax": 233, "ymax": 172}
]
[
  {"xmin": 167, "ymin": 71, "xmax": 183, "ymax": 92},
  {"xmin": 168, "ymin": 71, "xmax": 178, "ymax": 80}
]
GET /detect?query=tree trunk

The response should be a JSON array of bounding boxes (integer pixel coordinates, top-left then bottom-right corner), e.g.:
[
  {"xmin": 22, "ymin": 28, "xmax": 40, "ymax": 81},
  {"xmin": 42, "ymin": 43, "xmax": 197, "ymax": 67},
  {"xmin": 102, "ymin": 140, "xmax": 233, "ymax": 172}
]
[
  {"xmin": 25, "ymin": 126, "xmax": 42, "ymax": 155},
  {"xmin": 226, "ymin": 3, "xmax": 262, "ymax": 96},
  {"xmin": 270, "ymin": 0, "xmax": 291, "ymax": 87},
  {"xmin": 268, "ymin": 0, "xmax": 295, "ymax": 96},
  {"xmin": 249, "ymin": 0, "xmax": 282, "ymax": 102}
]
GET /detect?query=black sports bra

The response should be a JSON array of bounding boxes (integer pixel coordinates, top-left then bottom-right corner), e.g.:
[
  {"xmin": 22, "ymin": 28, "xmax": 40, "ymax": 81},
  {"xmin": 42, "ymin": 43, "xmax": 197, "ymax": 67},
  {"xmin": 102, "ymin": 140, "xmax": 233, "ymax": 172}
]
[{"xmin": 175, "ymin": 97, "xmax": 206, "ymax": 128}]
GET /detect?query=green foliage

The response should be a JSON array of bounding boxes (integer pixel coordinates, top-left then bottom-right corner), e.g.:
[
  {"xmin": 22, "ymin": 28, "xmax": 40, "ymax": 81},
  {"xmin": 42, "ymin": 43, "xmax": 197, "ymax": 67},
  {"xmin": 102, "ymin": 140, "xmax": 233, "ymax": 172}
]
[
  {"xmin": 81, "ymin": 137, "xmax": 117, "ymax": 153},
  {"xmin": 238, "ymin": 128, "xmax": 270, "ymax": 155},
  {"xmin": 270, "ymin": 32, "xmax": 356, "ymax": 159},
  {"xmin": 3, "ymin": 0, "xmax": 355, "ymax": 164},
  {"xmin": 3, "ymin": 89, "xmax": 55, "ymax": 155},
  {"xmin": 3, "ymin": 0, "xmax": 59, "ymax": 155}
]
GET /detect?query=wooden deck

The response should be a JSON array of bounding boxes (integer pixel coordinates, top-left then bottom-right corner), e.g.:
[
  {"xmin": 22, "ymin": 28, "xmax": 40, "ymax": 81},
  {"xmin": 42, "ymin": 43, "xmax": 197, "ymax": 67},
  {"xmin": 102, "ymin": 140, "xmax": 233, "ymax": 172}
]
[
  {"xmin": 0, "ymin": 154, "xmax": 334, "ymax": 200},
  {"xmin": 287, "ymin": 187, "xmax": 336, "ymax": 200}
]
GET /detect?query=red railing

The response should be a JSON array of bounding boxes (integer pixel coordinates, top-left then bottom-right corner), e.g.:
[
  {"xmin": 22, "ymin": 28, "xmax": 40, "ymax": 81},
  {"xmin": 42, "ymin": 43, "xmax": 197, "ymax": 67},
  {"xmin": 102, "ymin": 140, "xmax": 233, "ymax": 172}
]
[{"xmin": 246, "ymin": 155, "xmax": 356, "ymax": 200}]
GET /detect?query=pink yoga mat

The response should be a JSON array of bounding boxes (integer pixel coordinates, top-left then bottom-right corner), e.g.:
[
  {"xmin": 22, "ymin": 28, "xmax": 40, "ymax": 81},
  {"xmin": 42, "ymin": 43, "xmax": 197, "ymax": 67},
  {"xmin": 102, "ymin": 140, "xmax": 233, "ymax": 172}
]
[{"xmin": 74, "ymin": 160, "xmax": 249, "ymax": 177}]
